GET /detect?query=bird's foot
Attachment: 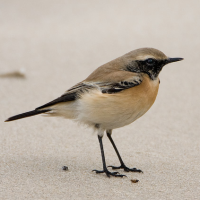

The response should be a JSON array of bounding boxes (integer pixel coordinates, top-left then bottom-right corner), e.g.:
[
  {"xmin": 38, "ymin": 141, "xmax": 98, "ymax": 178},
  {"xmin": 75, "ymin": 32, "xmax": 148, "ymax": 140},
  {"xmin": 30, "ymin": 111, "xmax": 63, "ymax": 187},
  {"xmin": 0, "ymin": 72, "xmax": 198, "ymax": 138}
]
[
  {"xmin": 92, "ymin": 168, "xmax": 126, "ymax": 178},
  {"xmin": 108, "ymin": 164, "xmax": 143, "ymax": 173}
]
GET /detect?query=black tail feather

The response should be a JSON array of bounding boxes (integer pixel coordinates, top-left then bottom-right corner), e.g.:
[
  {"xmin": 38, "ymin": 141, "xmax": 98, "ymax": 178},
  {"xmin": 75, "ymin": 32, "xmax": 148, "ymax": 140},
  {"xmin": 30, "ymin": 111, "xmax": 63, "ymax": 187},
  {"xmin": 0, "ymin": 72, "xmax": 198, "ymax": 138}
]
[{"xmin": 5, "ymin": 109, "xmax": 51, "ymax": 122}]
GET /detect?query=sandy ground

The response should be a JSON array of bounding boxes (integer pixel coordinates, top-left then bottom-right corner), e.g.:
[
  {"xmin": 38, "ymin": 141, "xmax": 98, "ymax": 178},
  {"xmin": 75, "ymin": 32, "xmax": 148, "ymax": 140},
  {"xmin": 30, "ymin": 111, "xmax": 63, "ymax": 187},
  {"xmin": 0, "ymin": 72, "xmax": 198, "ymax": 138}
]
[{"xmin": 0, "ymin": 0, "xmax": 200, "ymax": 199}]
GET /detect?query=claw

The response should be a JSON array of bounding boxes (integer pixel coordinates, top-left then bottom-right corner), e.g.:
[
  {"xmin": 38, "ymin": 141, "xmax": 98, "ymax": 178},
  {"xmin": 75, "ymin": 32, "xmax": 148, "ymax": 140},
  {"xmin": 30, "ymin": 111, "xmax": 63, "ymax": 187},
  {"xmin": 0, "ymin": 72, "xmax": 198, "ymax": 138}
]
[
  {"xmin": 92, "ymin": 169, "xmax": 126, "ymax": 177},
  {"xmin": 108, "ymin": 165, "xmax": 121, "ymax": 170},
  {"xmin": 108, "ymin": 165, "xmax": 143, "ymax": 173},
  {"xmin": 92, "ymin": 169, "xmax": 104, "ymax": 173}
]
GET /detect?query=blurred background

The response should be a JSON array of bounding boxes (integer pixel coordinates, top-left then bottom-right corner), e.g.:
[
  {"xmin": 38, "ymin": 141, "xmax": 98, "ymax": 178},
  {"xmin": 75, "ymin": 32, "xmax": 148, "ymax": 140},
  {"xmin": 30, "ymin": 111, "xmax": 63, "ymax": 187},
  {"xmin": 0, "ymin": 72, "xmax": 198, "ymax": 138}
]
[{"xmin": 0, "ymin": 0, "xmax": 200, "ymax": 199}]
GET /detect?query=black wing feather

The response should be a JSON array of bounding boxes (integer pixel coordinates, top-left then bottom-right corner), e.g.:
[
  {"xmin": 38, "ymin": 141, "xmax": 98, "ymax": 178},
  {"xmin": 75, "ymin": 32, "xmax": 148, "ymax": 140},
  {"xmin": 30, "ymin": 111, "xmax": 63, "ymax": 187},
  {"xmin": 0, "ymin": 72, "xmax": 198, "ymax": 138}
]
[
  {"xmin": 101, "ymin": 79, "xmax": 142, "ymax": 94},
  {"xmin": 36, "ymin": 83, "xmax": 95, "ymax": 110},
  {"xmin": 36, "ymin": 92, "xmax": 77, "ymax": 110}
]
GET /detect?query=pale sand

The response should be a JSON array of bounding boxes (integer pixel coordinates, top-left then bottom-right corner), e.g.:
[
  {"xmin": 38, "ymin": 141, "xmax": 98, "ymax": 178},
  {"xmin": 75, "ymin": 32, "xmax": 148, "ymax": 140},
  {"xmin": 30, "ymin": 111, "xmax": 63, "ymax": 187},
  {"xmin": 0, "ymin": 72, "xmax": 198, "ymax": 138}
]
[{"xmin": 0, "ymin": 1, "xmax": 200, "ymax": 199}]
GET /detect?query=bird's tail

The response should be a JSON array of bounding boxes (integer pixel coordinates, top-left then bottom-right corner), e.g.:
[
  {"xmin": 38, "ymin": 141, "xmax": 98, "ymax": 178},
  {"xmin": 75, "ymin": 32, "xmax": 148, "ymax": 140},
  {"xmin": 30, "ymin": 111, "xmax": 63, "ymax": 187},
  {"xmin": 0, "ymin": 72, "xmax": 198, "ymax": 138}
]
[{"xmin": 5, "ymin": 109, "xmax": 51, "ymax": 122}]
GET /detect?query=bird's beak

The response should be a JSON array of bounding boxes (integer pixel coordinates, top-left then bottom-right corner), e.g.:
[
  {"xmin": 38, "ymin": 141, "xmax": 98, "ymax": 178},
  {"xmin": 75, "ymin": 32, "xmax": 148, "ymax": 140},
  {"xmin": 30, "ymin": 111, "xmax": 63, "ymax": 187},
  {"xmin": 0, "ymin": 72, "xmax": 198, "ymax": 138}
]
[{"xmin": 166, "ymin": 57, "xmax": 183, "ymax": 64}]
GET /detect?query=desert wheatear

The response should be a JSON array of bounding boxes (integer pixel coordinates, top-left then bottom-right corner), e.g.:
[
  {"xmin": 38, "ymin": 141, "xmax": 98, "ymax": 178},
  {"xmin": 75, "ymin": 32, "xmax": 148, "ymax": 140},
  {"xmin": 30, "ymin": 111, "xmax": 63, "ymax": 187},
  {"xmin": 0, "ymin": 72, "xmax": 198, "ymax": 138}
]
[{"xmin": 5, "ymin": 48, "xmax": 183, "ymax": 177}]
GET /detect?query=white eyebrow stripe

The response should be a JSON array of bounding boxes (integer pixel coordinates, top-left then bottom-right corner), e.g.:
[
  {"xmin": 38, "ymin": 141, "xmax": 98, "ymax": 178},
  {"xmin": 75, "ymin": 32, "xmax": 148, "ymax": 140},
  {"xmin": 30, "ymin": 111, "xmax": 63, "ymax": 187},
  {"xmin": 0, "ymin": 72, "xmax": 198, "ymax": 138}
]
[{"xmin": 135, "ymin": 55, "xmax": 156, "ymax": 60}]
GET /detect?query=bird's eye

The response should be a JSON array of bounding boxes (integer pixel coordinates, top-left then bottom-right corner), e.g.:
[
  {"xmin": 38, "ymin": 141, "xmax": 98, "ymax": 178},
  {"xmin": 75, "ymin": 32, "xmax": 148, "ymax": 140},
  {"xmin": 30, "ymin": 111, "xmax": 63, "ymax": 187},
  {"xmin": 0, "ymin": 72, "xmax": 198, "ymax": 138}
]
[{"xmin": 146, "ymin": 58, "xmax": 156, "ymax": 65}]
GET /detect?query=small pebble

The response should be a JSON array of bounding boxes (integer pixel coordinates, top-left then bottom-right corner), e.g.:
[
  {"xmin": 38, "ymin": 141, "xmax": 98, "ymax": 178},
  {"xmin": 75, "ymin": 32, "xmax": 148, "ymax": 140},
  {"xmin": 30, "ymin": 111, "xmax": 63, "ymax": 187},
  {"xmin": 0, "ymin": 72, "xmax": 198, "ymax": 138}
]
[
  {"xmin": 62, "ymin": 166, "xmax": 68, "ymax": 171},
  {"xmin": 131, "ymin": 179, "xmax": 139, "ymax": 183}
]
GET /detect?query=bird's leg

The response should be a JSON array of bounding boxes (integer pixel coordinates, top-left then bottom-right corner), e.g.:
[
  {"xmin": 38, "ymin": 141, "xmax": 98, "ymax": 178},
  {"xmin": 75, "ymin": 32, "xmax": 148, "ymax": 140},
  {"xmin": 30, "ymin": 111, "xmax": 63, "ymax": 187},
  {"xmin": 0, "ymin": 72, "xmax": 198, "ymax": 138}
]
[
  {"xmin": 106, "ymin": 130, "xmax": 143, "ymax": 173},
  {"xmin": 92, "ymin": 135, "xmax": 126, "ymax": 178}
]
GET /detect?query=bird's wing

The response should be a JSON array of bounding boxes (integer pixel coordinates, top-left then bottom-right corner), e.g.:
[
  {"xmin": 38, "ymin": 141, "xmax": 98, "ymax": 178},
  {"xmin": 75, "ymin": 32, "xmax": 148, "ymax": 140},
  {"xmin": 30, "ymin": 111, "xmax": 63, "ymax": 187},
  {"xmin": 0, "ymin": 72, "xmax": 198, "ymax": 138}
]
[
  {"xmin": 35, "ymin": 82, "xmax": 94, "ymax": 110},
  {"xmin": 83, "ymin": 70, "xmax": 143, "ymax": 94},
  {"xmin": 36, "ymin": 72, "xmax": 142, "ymax": 110},
  {"xmin": 97, "ymin": 75, "xmax": 142, "ymax": 94}
]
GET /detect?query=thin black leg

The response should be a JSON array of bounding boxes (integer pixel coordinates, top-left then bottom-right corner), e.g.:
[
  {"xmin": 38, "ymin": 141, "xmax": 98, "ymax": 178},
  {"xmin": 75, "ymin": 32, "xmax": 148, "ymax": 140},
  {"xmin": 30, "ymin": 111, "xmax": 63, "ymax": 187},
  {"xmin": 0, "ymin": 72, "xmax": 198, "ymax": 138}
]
[
  {"xmin": 92, "ymin": 135, "xmax": 126, "ymax": 178},
  {"xmin": 107, "ymin": 131, "xmax": 143, "ymax": 173}
]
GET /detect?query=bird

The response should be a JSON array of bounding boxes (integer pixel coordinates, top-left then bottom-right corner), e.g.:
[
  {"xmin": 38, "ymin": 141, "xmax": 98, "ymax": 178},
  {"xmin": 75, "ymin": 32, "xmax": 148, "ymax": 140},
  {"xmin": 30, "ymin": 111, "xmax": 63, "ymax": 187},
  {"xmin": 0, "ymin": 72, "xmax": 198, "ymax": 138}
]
[{"xmin": 5, "ymin": 48, "xmax": 183, "ymax": 178}]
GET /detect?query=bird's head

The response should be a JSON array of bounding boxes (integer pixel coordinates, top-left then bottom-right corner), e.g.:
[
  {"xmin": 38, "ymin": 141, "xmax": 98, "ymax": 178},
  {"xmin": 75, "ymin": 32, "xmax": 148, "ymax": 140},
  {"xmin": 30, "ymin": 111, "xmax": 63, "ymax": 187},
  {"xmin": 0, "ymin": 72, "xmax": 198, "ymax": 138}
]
[{"xmin": 124, "ymin": 48, "xmax": 183, "ymax": 80}]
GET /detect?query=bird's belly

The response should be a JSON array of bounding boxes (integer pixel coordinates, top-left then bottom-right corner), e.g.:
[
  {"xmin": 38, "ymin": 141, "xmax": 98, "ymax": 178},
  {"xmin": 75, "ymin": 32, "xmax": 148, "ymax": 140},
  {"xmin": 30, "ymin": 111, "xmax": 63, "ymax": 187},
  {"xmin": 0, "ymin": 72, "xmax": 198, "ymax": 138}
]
[{"xmin": 77, "ymin": 77, "xmax": 159, "ymax": 129}]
